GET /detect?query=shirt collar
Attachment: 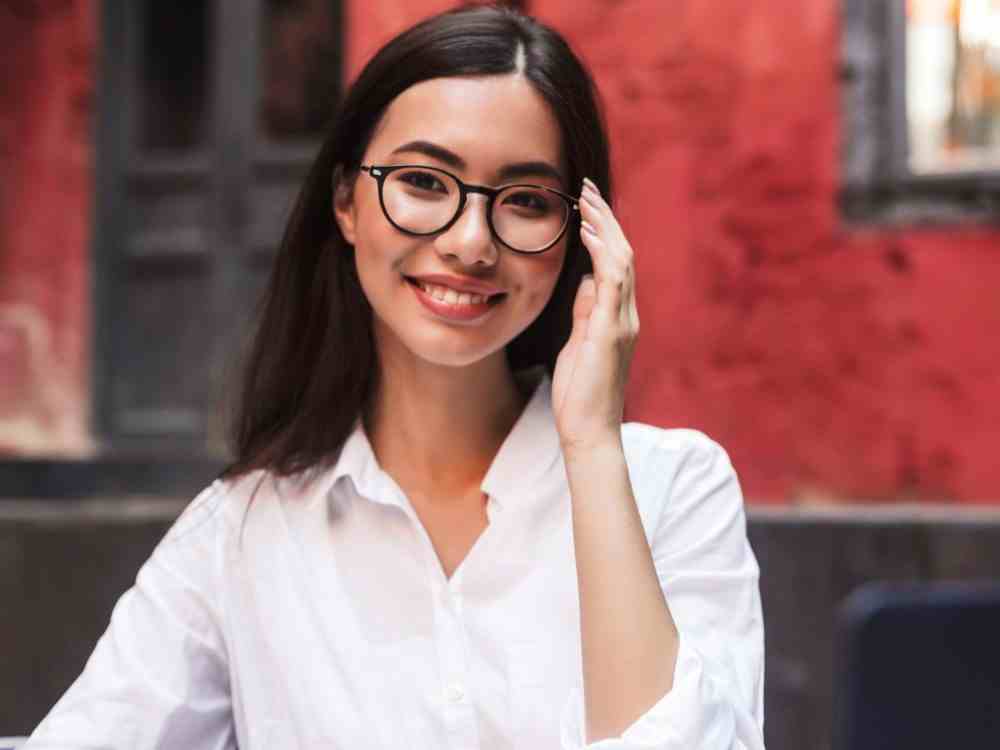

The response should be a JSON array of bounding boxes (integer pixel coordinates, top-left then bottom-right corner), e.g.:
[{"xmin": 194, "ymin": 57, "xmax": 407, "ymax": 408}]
[{"xmin": 310, "ymin": 366, "xmax": 561, "ymax": 512}]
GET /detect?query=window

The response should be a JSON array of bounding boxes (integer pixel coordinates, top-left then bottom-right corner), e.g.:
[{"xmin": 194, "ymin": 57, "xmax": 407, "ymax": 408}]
[
  {"xmin": 907, "ymin": 0, "xmax": 1000, "ymax": 174},
  {"xmin": 840, "ymin": 0, "xmax": 1000, "ymax": 222}
]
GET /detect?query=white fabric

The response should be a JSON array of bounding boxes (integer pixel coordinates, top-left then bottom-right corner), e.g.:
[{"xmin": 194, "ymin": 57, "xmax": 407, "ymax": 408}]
[{"xmin": 25, "ymin": 369, "xmax": 765, "ymax": 750}]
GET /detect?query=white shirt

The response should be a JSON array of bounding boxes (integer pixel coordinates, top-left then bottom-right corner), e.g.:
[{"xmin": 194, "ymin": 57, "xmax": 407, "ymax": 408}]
[{"xmin": 25, "ymin": 370, "xmax": 765, "ymax": 750}]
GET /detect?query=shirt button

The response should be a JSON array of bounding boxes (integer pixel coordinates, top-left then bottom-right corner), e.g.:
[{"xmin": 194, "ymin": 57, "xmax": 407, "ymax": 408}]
[{"xmin": 445, "ymin": 682, "xmax": 466, "ymax": 703}]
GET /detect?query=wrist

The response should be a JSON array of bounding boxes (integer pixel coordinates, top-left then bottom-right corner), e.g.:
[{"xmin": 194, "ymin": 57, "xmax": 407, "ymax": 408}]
[{"xmin": 559, "ymin": 430, "xmax": 623, "ymax": 460}]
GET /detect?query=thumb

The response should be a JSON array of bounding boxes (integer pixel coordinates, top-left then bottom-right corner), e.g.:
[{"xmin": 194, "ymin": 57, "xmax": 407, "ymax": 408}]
[
  {"xmin": 572, "ymin": 274, "xmax": 597, "ymax": 324},
  {"xmin": 563, "ymin": 274, "xmax": 597, "ymax": 352}
]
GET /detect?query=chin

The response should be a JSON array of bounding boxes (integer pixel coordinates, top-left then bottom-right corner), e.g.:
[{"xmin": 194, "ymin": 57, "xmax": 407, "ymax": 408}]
[{"xmin": 406, "ymin": 339, "xmax": 508, "ymax": 369}]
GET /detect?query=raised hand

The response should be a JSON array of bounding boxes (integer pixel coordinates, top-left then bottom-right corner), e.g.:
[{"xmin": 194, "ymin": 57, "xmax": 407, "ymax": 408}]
[{"xmin": 552, "ymin": 177, "xmax": 639, "ymax": 453}]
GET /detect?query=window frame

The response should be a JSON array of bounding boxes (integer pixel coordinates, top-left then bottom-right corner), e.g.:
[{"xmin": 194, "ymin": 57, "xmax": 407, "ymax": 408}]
[{"xmin": 840, "ymin": 0, "xmax": 1000, "ymax": 225}]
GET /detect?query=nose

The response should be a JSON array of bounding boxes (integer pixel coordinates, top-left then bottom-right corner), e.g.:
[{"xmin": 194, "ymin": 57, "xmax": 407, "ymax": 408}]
[{"xmin": 434, "ymin": 193, "xmax": 499, "ymax": 267}]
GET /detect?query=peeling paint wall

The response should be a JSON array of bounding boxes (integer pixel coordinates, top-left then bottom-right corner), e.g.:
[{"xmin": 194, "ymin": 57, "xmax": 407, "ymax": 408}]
[
  {"xmin": 346, "ymin": 2, "xmax": 1000, "ymax": 503},
  {"xmin": 2, "ymin": 0, "xmax": 998, "ymax": 502},
  {"xmin": 0, "ymin": 0, "xmax": 94, "ymax": 456}
]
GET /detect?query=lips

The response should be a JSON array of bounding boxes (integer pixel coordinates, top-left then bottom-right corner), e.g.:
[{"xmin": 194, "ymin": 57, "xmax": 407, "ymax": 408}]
[
  {"xmin": 403, "ymin": 274, "xmax": 506, "ymax": 298},
  {"xmin": 403, "ymin": 275, "xmax": 507, "ymax": 303},
  {"xmin": 406, "ymin": 275, "xmax": 507, "ymax": 322}
]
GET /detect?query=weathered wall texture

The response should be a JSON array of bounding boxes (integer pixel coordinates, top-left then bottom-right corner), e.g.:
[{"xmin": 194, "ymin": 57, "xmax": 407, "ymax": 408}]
[
  {"xmin": 3, "ymin": 0, "xmax": 998, "ymax": 502},
  {"xmin": 0, "ymin": 0, "xmax": 94, "ymax": 456},
  {"xmin": 346, "ymin": 2, "xmax": 1000, "ymax": 504}
]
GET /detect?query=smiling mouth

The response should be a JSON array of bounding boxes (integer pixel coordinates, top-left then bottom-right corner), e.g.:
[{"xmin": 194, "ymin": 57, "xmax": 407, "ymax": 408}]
[{"xmin": 403, "ymin": 276, "xmax": 508, "ymax": 305}]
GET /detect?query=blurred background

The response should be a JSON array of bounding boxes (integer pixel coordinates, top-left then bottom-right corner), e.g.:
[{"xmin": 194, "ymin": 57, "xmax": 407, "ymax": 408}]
[{"xmin": 1, "ymin": 0, "xmax": 998, "ymax": 747}]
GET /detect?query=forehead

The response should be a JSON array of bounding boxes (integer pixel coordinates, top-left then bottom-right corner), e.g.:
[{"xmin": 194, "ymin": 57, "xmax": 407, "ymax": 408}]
[{"xmin": 368, "ymin": 75, "xmax": 564, "ymax": 177}]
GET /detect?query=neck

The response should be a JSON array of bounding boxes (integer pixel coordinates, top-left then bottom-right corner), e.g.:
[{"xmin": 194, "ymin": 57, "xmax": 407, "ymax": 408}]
[{"xmin": 364, "ymin": 350, "xmax": 534, "ymax": 506}]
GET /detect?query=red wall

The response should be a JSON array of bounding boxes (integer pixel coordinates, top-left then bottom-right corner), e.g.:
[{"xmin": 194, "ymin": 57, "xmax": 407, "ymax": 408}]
[
  {"xmin": 0, "ymin": 1, "xmax": 94, "ymax": 455},
  {"xmin": 348, "ymin": 2, "xmax": 1000, "ymax": 504},
  {"xmin": 2, "ymin": 0, "xmax": 998, "ymax": 503}
]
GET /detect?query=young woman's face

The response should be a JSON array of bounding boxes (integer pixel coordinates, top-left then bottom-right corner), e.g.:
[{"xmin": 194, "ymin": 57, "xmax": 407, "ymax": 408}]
[{"xmin": 334, "ymin": 74, "xmax": 571, "ymax": 370}]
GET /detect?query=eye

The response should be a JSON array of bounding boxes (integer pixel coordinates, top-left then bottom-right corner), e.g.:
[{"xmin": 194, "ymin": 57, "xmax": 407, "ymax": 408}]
[
  {"xmin": 502, "ymin": 189, "xmax": 552, "ymax": 212},
  {"xmin": 398, "ymin": 170, "xmax": 448, "ymax": 193}
]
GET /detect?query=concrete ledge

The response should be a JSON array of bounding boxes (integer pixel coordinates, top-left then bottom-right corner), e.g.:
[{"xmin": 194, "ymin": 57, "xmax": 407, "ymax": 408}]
[
  {"xmin": 749, "ymin": 503, "xmax": 1000, "ymax": 524},
  {"xmin": 6, "ymin": 498, "xmax": 1000, "ymax": 523},
  {"xmin": 0, "ymin": 498, "xmax": 188, "ymax": 523}
]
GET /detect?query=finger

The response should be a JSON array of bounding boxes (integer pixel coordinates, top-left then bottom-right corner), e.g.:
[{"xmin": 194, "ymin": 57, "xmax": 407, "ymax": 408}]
[
  {"xmin": 582, "ymin": 226, "xmax": 631, "ymax": 315},
  {"xmin": 580, "ymin": 180, "xmax": 630, "ymax": 256},
  {"xmin": 623, "ymin": 254, "xmax": 637, "ymax": 328},
  {"xmin": 624, "ymin": 276, "xmax": 639, "ymax": 334},
  {"xmin": 578, "ymin": 194, "xmax": 623, "ymax": 260},
  {"xmin": 581, "ymin": 182, "xmax": 637, "ymax": 312},
  {"xmin": 580, "ymin": 182, "xmax": 639, "ymax": 350},
  {"xmin": 578, "ymin": 208, "xmax": 616, "ymax": 278},
  {"xmin": 564, "ymin": 275, "xmax": 598, "ymax": 361},
  {"xmin": 580, "ymin": 178, "xmax": 621, "ymax": 233},
  {"xmin": 580, "ymin": 191, "xmax": 633, "ymax": 285},
  {"xmin": 580, "ymin": 222, "xmax": 625, "ymax": 315},
  {"xmin": 580, "ymin": 213, "xmax": 626, "ymax": 279},
  {"xmin": 582, "ymin": 223, "xmax": 632, "ymax": 330},
  {"xmin": 585, "ymin": 280, "xmax": 619, "ymax": 345}
]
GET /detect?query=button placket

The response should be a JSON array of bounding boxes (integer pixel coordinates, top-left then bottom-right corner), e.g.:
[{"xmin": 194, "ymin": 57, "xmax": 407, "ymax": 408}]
[
  {"xmin": 445, "ymin": 681, "xmax": 467, "ymax": 704},
  {"xmin": 434, "ymin": 584, "xmax": 472, "ymax": 728},
  {"xmin": 440, "ymin": 610, "xmax": 466, "ymax": 704}
]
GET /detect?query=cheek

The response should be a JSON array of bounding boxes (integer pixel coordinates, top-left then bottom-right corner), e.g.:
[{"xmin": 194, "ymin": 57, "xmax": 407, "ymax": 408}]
[
  {"xmin": 352, "ymin": 211, "xmax": 404, "ymax": 292},
  {"xmin": 522, "ymin": 247, "xmax": 567, "ymax": 309}
]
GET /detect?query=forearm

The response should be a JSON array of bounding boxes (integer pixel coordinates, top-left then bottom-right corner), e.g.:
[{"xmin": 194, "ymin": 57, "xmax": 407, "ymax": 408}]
[{"xmin": 563, "ymin": 435, "xmax": 680, "ymax": 744}]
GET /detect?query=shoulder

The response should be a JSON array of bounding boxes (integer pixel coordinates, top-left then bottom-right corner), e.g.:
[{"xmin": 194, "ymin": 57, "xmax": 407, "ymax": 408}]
[
  {"xmin": 621, "ymin": 422, "xmax": 734, "ymax": 484},
  {"xmin": 160, "ymin": 468, "xmax": 278, "ymax": 549},
  {"xmin": 620, "ymin": 423, "xmax": 743, "ymax": 537}
]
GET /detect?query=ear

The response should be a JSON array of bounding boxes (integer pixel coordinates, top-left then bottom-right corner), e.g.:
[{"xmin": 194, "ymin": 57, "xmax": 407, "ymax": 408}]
[{"xmin": 332, "ymin": 165, "xmax": 358, "ymax": 245}]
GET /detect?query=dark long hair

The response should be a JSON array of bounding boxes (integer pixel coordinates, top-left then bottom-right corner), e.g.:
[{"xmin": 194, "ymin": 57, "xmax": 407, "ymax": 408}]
[{"xmin": 221, "ymin": 3, "xmax": 612, "ymax": 482}]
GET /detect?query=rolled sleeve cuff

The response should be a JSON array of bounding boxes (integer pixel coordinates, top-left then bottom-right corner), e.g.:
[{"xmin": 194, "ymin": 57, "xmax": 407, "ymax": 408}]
[{"xmin": 559, "ymin": 634, "xmax": 754, "ymax": 750}]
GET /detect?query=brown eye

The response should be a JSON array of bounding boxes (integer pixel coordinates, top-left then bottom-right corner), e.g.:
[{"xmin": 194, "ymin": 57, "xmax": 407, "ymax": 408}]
[
  {"xmin": 398, "ymin": 170, "xmax": 448, "ymax": 193},
  {"xmin": 501, "ymin": 189, "xmax": 554, "ymax": 213}
]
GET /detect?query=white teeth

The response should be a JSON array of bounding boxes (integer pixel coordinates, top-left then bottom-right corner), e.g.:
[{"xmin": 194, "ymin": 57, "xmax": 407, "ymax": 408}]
[{"xmin": 416, "ymin": 280, "xmax": 492, "ymax": 306}]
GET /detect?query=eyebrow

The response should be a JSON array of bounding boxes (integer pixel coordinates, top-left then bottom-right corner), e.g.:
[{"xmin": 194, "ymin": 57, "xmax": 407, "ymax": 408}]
[{"xmin": 388, "ymin": 140, "xmax": 565, "ymax": 185}]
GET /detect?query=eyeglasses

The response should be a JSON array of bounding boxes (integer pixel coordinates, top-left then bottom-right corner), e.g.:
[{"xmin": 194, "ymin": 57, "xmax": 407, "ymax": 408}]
[{"xmin": 359, "ymin": 163, "xmax": 580, "ymax": 254}]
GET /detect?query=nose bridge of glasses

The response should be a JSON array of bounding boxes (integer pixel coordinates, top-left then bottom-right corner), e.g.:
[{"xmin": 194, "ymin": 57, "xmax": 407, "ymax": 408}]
[
  {"xmin": 463, "ymin": 182, "xmax": 496, "ymax": 198},
  {"xmin": 453, "ymin": 184, "xmax": 496, "ymax": 223},
  {"xmin": 458, "ymin": 183, "xmax": 498, "ymax": 221}
]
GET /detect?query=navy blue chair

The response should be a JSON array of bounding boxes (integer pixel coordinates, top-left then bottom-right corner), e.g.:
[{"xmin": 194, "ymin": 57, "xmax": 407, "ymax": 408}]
[{"xmin": 833, "ymin": 582, "xmax": 1000, "ymax": 750}]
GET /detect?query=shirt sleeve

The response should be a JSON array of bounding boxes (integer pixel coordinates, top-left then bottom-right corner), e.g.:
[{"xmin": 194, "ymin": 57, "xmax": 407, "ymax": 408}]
[
  {"xmin": 23, "ymin": 481, "xmax": 237, "ymax": 750},
  {"xmin": 560, "ymin": 431, "xmax": 766, "ymax": 750}
]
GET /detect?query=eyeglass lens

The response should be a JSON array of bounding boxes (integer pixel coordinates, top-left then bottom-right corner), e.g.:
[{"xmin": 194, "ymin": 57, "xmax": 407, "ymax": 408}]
[{"xmin": 380, "ymin": 167, "xmax": 570, "ymax": 252}]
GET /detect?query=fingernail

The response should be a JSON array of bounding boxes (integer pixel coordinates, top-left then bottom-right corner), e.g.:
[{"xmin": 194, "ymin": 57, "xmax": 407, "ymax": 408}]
[{"xmin": 581, "ymin": 220, "xmax": 595, "ymax": 233}]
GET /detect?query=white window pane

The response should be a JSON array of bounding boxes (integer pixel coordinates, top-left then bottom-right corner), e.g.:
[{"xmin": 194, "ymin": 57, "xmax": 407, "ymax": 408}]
[{"xmin": 907, "ymin": 0, "xmax": 1000, "ymax": 173}]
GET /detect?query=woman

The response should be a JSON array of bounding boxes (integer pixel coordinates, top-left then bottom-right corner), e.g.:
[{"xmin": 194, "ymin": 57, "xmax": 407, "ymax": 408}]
[{"xmin": 25, "ymin": 5, "xmax": 764, "ymax": 749}]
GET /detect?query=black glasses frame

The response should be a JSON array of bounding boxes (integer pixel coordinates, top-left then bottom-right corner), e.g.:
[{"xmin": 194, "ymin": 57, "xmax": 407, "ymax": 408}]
[{"xmin": 359, "ymin": 163, "xmax": 580, "ymax": 254}]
